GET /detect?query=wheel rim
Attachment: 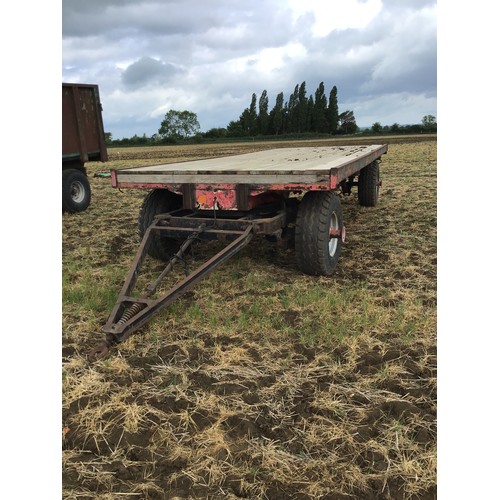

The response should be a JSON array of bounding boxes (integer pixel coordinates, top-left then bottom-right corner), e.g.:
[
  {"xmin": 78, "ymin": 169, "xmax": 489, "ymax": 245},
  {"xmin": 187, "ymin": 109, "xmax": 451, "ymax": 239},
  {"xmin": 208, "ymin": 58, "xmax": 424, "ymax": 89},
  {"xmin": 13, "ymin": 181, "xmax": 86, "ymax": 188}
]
[
  {"xmin": 329, "ymin": 213, "xmax": 339, "ymax": 257},
  {"xmin": 70, "ymin": 180, "xmax": 86, "ymax": 203}
]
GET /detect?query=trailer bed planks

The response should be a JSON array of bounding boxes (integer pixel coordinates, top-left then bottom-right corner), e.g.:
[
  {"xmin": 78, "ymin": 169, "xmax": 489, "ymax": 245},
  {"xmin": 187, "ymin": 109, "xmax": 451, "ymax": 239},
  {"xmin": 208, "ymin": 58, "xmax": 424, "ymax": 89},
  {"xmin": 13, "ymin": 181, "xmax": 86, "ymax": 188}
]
[{"xmin": 111, "ymin": 144, "xmax": 388, "ymax": 189}]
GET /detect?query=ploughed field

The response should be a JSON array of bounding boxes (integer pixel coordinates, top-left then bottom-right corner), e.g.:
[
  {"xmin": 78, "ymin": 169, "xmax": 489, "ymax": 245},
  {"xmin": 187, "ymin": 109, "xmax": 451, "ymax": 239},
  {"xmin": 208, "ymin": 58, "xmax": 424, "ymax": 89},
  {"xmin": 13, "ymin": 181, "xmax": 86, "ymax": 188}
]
[{"xmin": 62, "ymin": 137, "xmax": 437, "ymax": 499}]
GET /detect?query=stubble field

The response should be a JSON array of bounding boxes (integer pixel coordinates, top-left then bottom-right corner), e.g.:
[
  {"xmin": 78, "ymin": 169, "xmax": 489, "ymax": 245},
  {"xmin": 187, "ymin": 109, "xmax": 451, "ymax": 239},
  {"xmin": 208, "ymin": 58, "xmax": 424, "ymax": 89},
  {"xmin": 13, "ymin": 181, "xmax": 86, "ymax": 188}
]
[{"xmin": 62, "ymin": 136, "xmax": 437, "ymax": 499}]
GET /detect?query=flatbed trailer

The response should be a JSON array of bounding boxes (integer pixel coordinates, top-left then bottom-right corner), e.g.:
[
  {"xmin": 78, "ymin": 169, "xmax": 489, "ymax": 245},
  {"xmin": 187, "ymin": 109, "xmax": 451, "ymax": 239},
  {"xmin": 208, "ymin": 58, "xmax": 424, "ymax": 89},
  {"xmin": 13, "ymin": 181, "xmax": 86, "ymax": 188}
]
[{"xmin": 88, "ymin": 144, "xmax": 388, "ymax": 360}]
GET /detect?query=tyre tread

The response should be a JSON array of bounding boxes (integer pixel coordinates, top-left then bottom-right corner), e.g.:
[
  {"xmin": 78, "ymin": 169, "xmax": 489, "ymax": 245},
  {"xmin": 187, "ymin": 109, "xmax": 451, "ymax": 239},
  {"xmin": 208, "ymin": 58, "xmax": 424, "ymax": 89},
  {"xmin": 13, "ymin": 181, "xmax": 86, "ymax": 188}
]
[
  {"xmin": 358, "ymin": 161, "xmax": 379, "ymax": 207},
  {"xmin": 62, "ymin": 168, "xmax": 91, "ymax": 213},
  {"xmin": 138, "ymin": 189, "xmax": 182, "ymax": 261},
  {"xmin": 295, "ymin": 191, "xmax": 343, "ymax": 276}
]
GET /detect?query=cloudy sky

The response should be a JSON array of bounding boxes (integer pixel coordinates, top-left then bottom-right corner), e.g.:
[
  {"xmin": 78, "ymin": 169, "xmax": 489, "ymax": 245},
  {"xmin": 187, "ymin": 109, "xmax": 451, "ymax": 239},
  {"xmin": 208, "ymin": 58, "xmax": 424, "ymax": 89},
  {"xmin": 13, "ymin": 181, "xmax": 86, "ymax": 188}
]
[{"xmin": 62, "ymin": 0, "xmax": 437, "ymax": 139}]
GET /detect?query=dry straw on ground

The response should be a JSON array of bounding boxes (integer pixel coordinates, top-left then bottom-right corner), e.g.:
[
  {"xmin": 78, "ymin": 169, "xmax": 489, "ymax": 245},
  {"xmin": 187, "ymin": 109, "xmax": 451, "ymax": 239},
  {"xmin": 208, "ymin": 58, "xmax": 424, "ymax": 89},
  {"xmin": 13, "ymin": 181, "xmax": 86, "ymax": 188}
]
[{"xmin": 63, "ymin": 137, "xmax": 436, "ymax": 499}]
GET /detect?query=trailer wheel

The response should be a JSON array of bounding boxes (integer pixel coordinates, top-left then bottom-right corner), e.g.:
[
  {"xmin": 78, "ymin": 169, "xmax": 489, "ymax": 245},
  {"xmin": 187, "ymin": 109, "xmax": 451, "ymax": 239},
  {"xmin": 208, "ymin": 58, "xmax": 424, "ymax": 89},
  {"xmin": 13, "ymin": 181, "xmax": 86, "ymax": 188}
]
[
  {"xmin": 295, "ymin": 191, "xmax": 344, "ymax": 276},
  {"xmin": 358, "ymin": 161, "xmax": 380, "ymax": 207},
  {"xmin": 138, "ymin": 189, "xmax": 183, "ymax": 261},
  {"xmin": 62, "ymin": 169, "xmax": 91, "ymax": 213}
]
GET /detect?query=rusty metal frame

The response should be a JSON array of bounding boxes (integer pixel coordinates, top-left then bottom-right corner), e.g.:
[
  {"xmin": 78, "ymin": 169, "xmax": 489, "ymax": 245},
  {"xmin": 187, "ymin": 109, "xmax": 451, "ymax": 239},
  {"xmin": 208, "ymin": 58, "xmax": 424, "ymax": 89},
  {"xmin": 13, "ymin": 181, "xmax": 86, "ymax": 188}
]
[
  {"xmin": 154, "ymin": 210, "xmax": 287, "ymax": 236},
  {"xmin": 88, "ymin": 209, "xmax": 287, "ymax": 361}
]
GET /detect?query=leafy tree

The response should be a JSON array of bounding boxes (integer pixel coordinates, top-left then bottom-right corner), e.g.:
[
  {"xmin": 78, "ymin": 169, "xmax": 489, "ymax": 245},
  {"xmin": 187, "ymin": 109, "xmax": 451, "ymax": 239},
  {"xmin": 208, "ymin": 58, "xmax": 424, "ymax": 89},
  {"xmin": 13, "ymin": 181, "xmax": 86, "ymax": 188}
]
[
  {"xmin": 203, "ymin": 127, "xmax": 227, "ymax": 139},
  {"xmin": 371, "ymin": 122, "xmax": 383, "ymax": 133},
  {"xmin": 226, "ymin": 120, "xmax": 244, "ymax": 137},
  {"xmin": 338, "ymin": 110, "xmax": 358, "ymax": 135},
  {"xmin": 390, "ymin": 123, "xmax": 400, "ymax": 133},
  {"xmin": 422, "ymin": 115, "xmax": 437, "ymax": 131},
  {"xmin": 104, "ymin": 132, "xmax": 113, "ymax": 145},
  {"xmin": 129, "ymin": 133, "xmax": 148, "ymax": 145},
  {"xmin": 158, "ymin": 110, "xmax": 200, "ymax": 139}
]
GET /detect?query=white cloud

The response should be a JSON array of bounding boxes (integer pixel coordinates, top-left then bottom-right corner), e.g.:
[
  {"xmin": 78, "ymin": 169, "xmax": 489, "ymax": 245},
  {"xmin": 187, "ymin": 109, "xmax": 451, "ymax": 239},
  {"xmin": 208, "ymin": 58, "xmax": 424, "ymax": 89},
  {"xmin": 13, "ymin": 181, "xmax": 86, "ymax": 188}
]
[
  {"xmin": 288, "ymin": 0, "xmax": 383, "ymax": 36},
  {"xmin": 227, "ymin": 42, "xmax": 308, "ymax": 75}
]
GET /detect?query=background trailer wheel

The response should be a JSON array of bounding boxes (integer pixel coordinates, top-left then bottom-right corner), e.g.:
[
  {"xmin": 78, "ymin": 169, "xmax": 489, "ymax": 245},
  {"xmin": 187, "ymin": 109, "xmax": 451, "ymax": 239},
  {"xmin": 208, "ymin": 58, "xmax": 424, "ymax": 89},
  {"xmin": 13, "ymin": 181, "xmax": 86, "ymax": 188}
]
[
  {"xmin": 62, "ymin": 169, "xmax": 91, "ymax": 213},
  {"xmin": 295, "ymin": 191, "xmax": 344, "ymax": 276},
  {"xmin": 138, "ymin": 189, "xmax": 183, "ymax": 261},
  {"xmin": 358, "ymin": 161, "xmax": 380, "ymax": 207}
]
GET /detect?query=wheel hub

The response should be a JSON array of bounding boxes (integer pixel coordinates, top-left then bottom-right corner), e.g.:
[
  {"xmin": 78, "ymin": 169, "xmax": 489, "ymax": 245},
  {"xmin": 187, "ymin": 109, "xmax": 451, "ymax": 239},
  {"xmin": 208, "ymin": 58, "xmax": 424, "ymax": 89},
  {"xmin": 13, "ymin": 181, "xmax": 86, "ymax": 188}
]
[
  {"xmin": 328, "ymin": 214, "xmax": 339, "ymax": 257},
  {"xmin": 329, "ymin": 222, "xmax": 345, "ymax": 255},
  {"xmin": 70, "ymin": 181, "xmax": 85, "ymax": 203}
]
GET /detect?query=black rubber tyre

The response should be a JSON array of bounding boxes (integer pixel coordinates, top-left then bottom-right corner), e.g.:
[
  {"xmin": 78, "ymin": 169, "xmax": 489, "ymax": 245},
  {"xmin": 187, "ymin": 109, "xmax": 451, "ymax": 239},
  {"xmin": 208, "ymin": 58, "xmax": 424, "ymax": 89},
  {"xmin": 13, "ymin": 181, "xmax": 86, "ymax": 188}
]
[
  {"xmin": 138, "ymin": 189, "xmax": 183, "ymax": 261},
  {"xmin": 62, "ymin": 169, "xmax": 91, "ymax": 213},
  {"xmin": 358, "ymin": 161, "xmax": 380, "ymax": 207},
  {"xmin": 295, "ymin": 191, "xmax": 344, "ymax": 276}
]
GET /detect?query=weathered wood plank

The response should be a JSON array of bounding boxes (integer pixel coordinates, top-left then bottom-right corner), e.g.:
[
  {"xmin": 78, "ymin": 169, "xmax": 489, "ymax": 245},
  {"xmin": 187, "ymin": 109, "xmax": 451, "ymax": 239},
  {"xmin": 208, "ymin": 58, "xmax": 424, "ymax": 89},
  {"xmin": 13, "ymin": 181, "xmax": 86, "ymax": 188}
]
[
  {"xmin": 114, "ymin": 145, "xmax": 387, "ymax": 187},
  {"xmin": 117, "ymin": 172, "xmax": 331, "ymax": 185}
]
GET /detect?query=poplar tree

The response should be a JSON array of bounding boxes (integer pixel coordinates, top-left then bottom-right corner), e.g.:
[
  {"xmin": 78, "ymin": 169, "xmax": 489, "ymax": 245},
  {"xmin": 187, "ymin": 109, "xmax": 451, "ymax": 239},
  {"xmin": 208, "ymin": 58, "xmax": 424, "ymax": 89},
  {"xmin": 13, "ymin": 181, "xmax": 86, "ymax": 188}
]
[
  {"xmin": 312, "ymin": 82, "xmax": 328, "ymax": 133},
  {"xmin": 327, "ymin": 86, "xmax": 339, "ymax": 134},
  {"xmin": 297, "ymin": 81, "xmax": 308, "ymax": 132},
  {"xmin": 282, "ymin": 101, "xmax": 290, "ymax": 134},
  {"xmin": 258, "ymin": 90, "xmax": 269, "ymax": 135},
  {"xmin": 287, "ymin": 84, "xmax": 300, "ymax": 133},
  {"xmin": 269, "ymin": 92, "xmax": 284, "ymax": 135},
  {"xmin": 239, "ymin": 93, "xmax": 258, "ymax": 136},
  {"xmin": 307, "ymin": 95, "xmax": 314, "ymax": 132}
]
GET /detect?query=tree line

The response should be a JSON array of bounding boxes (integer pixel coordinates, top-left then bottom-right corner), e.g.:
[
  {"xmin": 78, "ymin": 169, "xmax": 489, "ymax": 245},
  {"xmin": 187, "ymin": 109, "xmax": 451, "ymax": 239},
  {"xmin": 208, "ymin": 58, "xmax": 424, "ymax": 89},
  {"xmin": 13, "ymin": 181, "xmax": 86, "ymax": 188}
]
[
  {"xmin": 363, "ymin": 115, "xmax": 437, "ymax": 136},
  {"xmin": 223, "ymin": 82, "xmax": 356, "ymax": 138},
  {"xmin": 105, "ymin": 82, "xmax": 436, "ymax": 146}
]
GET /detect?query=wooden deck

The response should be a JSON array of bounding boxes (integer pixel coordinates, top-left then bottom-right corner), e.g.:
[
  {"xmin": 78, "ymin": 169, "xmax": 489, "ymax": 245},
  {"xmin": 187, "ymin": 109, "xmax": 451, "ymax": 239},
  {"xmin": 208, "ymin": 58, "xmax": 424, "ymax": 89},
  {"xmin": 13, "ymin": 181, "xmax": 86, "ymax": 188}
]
[{"xmin": 112, "ymin": 144, "xmax": 387, "ymax": 188}]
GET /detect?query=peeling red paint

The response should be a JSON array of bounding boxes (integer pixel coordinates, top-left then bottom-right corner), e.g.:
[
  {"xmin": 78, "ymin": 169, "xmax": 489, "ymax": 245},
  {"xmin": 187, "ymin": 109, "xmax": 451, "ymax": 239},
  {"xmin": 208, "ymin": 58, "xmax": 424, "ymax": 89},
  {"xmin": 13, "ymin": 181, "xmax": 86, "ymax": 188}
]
[
  {"xmin": 195, "ymin": 187, "xmax": 238, "ymax": 210},
  {"xmin": 112, "ymin": 179, "xmax": 334, "ymax": 210},
  {"xmin": 113, "ymin": 176, "xmax": 349, "ymax": 211},
  {"xmin": 330, "ymin": 174, "xmax": 339, "ymax": 189}
]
